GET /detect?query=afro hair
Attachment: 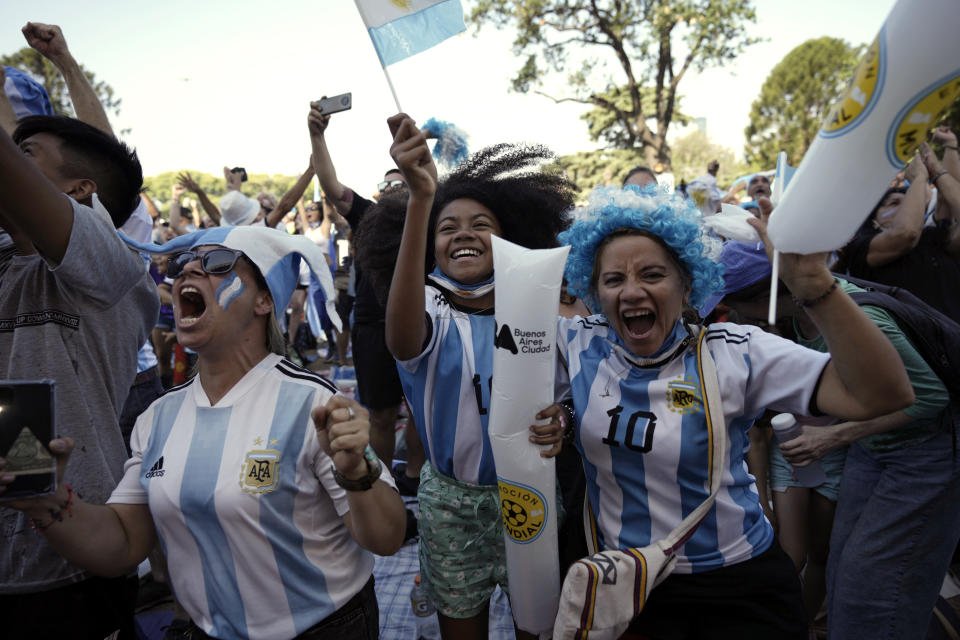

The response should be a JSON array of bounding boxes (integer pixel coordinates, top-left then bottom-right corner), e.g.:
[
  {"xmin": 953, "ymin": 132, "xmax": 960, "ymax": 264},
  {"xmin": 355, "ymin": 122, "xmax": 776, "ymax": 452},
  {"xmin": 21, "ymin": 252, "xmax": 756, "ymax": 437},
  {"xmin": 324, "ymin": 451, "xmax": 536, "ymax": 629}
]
[
  {"xmin": 427, "ymin": 143, "xmax": 576, "ymax": 270},
  {"xmin": 559, "ymin": 185, "xmax": 725, "ymax": 311},
  {"xmin": 354, "ymin": 143, "xmax": 577, "ymax": 303}
]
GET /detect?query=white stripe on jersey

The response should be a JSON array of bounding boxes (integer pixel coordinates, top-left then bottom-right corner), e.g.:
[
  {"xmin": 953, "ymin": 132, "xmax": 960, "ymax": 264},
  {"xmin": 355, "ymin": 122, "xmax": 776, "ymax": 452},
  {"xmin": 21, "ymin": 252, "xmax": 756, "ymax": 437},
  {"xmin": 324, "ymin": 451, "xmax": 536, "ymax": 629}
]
[
  {"xmin": 397, "ymin": 286, "xmax": 498, "ymax": 485},
  {"xmin": 557, "ymin": 317, "xmax": 830, "ymax": 573},
  {"xmin": 109, "ymin": 353, "xmax": 393, "ymax": 639}
]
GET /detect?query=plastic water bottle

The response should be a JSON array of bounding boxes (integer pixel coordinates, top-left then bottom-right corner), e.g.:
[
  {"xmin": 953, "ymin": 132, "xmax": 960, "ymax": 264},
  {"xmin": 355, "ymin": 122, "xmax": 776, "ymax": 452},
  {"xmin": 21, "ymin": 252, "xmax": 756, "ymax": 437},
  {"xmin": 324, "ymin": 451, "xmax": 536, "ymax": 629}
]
[
  {"xmin": 770, "ymin": 413, "xmax": 827, "ymax": 487},
  {"xmin": 410, "ymin": 574, "xmax": 436, "ymax": 639}
]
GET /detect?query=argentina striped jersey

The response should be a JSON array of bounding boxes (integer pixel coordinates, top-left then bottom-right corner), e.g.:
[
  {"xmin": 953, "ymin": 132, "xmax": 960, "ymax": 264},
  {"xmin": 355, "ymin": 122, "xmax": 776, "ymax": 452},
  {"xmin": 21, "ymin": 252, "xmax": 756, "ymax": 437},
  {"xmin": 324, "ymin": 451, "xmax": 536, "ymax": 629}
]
[
  {"xmin": 556, "ymin": 318, "xmax": 831, "ymax": 573},
  {"xmin": 109, "ymin": 353, "xmax": 395, "ymax": 639},
  {"xmin": 396, "ymin": 285, "xmax": 497, "ymax": 486}
]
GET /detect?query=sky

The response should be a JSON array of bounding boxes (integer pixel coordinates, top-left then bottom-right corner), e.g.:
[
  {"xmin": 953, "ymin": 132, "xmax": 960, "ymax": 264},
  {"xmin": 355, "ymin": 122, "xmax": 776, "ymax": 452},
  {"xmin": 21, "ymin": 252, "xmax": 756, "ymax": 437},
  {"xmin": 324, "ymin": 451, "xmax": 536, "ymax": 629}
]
[{"xmin": 1, "ymin": 0, "xmax": 897, "ymax": 195}]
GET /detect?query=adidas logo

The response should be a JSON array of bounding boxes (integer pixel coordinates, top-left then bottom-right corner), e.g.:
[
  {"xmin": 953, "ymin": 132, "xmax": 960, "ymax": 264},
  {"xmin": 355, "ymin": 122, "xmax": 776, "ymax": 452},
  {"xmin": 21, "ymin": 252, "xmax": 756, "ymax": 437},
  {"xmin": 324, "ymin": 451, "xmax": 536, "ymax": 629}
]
[{"xmin": 145, "ymin": 456, "xmax": 165, "ymax": 478}]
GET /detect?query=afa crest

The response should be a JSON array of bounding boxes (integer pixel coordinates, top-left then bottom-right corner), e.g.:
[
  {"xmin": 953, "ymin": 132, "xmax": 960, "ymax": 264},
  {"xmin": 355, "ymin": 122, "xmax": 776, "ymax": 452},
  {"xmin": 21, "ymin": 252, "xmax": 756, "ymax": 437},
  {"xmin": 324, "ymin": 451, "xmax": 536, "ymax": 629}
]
[
  {"xmin": 240, "ymin": 448, "xmax": 280, "ymax": 494},
  {"xmin": 666, "ymin": 378, "xmax": 702, "ymax": 414}
]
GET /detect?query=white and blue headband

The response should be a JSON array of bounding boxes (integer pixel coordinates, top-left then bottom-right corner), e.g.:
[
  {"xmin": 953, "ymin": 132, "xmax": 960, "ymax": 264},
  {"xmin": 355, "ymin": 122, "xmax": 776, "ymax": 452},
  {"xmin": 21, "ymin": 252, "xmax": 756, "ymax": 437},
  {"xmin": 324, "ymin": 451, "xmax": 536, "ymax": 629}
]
[{"xmin": 119, "ymin": 225, "xmax": 341, "ymax": 330}]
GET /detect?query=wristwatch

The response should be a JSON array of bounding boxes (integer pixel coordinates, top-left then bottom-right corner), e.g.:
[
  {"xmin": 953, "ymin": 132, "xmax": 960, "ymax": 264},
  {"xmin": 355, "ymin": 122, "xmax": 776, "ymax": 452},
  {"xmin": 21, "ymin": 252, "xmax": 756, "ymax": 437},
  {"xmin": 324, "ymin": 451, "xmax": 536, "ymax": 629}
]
[{"xmin": 333, "ymin": 445, "xmax": 382, "ymax": 491}]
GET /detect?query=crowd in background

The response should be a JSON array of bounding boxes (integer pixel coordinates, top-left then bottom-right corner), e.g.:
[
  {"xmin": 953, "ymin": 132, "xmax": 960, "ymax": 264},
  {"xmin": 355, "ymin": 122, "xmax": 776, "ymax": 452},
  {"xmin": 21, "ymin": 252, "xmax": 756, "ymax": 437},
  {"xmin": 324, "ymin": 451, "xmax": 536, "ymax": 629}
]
[{"xmin": 1, "ymin": 19, "xmax": 960, "ymax": 640}]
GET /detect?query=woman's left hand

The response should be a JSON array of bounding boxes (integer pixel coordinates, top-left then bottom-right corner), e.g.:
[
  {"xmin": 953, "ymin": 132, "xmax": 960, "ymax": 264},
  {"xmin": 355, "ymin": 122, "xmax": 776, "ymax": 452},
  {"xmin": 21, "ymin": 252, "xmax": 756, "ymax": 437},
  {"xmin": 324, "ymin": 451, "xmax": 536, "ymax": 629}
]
[
  {"xmin": 748, "ymin": 197, "xmax": 834, "ymax": 300},
  {"xmin": 779, "ymin": 425, "xmax": 844, "ymax": 467},
  {"xmin": 312, "ymin": 396, "xmax": 371, "ymax": 480},
  {"xmin": 530, "ymin": 404, "xmax": 568, "ymax": 458}
]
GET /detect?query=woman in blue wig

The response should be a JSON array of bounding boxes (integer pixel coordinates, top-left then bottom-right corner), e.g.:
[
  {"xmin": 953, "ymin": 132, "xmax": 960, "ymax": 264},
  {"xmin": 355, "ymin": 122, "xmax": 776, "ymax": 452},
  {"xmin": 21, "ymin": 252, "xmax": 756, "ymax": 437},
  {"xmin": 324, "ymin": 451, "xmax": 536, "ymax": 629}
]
[
  {"xmin": 0, "ymin": 226, "xmax": 407, "ymax": 640},
  {"xmin": 383, "ymin": 113, "xmax": 575, "ymax": 640},
  {"xmin": 552, "ymin": 189, "xmax": 913, "ymax": 638}
]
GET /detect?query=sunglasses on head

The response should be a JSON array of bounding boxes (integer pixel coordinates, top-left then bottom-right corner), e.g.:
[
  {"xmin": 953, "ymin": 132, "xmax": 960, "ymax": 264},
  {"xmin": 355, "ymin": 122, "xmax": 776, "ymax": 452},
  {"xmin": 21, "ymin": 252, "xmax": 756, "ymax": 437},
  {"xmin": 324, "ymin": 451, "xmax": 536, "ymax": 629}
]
[
  {"xmin": 166, "ymin": 248, "xmax": 245, "ymax": 279},
  {"xmin": 377, "ymin": 179, "xmax": 404, "ymax": 192}
]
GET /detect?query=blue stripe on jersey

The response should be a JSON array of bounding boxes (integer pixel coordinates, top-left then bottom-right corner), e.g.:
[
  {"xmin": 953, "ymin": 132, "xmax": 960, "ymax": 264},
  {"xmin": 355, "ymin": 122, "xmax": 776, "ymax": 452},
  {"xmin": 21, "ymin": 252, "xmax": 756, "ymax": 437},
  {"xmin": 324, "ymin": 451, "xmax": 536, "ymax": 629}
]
[
  {"xmin": 677, "ymin": 353, "xmax": 719, "ymax": 570},
  {"xmin": 573, "ymin": 332, "xmax": 614, "ymax": 549},
  {"xmin": 141, "ymin": 390, "xmax": 188, "ymax": 495},
  {"xmin": 728, "ymin": 415, "xmax": 772, "ymax": 555},
  {"xmin": 612, "ymin": 368, "xmax": 655, "ymax": 548},
  {"xmin": 468, "ymin": 313, "xmax": 496, "ymax": 486},
  {"xmin": 180, "ymin": 406, "xmax": 248, "ymax": 638},
  {"xmin": 260, "ymin": 381, "xmax": 334, "ymax": 633},
  {"xmin": 430, "ymin": 318, "xmax": 464, "ymax": 479}
]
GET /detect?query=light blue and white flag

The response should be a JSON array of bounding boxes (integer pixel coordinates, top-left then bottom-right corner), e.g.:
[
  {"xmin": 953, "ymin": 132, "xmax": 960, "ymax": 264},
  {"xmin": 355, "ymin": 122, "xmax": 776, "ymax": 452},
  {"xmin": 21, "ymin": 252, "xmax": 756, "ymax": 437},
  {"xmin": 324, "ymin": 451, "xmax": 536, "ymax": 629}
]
[
  {"xmin": 3, "ymin": 66, "xmax": 54, "ymax": 118},
  {"xmin": 119, "ymin": 226, "xmax": 341, "ymax": 329},
  {"xmin": 355, "ymin": 0, "xmax": 465, "ymax": 67}
]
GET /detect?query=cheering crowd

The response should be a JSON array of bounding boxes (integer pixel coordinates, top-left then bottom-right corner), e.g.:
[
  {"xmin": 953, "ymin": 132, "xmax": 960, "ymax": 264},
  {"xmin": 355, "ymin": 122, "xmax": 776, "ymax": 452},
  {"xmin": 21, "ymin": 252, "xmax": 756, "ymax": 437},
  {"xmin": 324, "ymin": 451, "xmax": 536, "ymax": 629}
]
[{"xmin": 2, "ymin": 20, "xmax": 960, "ymax": 640}]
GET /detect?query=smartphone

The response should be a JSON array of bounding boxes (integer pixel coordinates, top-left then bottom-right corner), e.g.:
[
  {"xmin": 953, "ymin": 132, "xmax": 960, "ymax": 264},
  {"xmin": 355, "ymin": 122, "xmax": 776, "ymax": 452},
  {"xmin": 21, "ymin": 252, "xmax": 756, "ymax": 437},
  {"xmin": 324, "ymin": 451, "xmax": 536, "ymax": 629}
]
[
  {"xmin": 0, "ymin": 380, "xmax": 56, "ymax": 502},
  {"xmin": 231, "ymin": 167, "xmax": 249, "ymax": 182},
  {"xmin": 316, "ymin": 92, "xmax": 352, "ymax": 116}
]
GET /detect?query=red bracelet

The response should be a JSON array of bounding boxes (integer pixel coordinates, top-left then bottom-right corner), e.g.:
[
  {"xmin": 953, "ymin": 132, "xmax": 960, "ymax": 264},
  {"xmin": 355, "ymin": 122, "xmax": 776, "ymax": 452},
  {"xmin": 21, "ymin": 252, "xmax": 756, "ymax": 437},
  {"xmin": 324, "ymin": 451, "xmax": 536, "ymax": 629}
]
[{"xmin": 28, "ymin": 483, "xmax": 74, "ymax": 533}]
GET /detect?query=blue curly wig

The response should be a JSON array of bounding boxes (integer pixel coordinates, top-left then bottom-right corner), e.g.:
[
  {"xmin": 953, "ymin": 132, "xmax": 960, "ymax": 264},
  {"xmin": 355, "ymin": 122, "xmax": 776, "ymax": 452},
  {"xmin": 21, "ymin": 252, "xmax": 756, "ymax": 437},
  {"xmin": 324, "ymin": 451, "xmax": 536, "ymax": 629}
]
[{"xmin": 559, "ymin": 185, "xmax": 725, "ymax": 311}]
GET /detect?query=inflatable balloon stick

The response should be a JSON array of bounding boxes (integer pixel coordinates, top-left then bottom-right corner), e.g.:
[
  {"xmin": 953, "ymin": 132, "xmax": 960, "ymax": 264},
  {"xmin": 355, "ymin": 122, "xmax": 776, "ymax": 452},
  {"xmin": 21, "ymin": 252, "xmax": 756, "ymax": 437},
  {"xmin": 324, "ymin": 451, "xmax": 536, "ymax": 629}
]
[
  {"xmin": 767, "ymin": 0, "xmax": 960, "ymax": 255},
  {"xmin": 489, "ymin": 236, "xmax": 569, "ymax": 634}
]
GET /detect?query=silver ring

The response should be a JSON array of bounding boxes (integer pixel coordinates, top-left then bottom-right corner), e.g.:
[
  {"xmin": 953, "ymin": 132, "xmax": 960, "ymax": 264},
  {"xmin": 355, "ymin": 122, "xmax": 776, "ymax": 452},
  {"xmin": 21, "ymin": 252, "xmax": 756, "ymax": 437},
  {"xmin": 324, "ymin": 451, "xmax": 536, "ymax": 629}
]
[{"xmin": 346, "ymin": 405, "xmax": 356, "ymax": 420}]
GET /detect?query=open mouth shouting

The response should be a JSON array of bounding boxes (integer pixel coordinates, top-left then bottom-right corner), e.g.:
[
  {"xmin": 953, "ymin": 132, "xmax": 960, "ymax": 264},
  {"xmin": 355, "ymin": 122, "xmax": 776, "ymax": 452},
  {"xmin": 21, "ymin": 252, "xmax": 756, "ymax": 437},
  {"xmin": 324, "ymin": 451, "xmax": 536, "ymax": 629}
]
[
  {"xmin": 622, "ymin": 309, "xmax": 656, "ymax": 339},
  {"xmin": 176, "ymin": 285, "xmax": 208, "ymax": 327}
]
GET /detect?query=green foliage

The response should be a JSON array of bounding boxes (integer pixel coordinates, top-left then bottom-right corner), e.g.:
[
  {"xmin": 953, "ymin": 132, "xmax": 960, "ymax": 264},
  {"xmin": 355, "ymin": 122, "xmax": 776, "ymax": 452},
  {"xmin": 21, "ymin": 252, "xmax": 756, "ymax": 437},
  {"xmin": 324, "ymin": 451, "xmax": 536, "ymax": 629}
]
[
  {"xmin": 671, "ymin": 130, "xmax": 749, "ymax": 186},
  {"xmin": 0, "ymin": 47, "xmax": 121, "ymax": 119},
  {"xmin": 581, "ymin": 85, "xmax": 689, "ymax": 150},
  {"xmin": 142, "ymin": 171, "xmax": 306, "ymax": 215},
  {"xmin": 552, "ymin": 149, "xmax": 649, "ymax": 197},
  {"xmin": 744, "ymin": 37, "xmax": 862, "ymax": 170},
  {"xmin": 471, "ymin": 0, "xmax": 760, "ymax": 168}
]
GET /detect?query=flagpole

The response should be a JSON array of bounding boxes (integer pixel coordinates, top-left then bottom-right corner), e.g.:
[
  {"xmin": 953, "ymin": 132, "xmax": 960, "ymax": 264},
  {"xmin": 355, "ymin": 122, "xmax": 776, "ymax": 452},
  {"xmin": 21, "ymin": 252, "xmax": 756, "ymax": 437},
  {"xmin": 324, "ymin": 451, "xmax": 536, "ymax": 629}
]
[{"xmin": 380, "ymin": 63, "xmax": 403, "ymax": 113}]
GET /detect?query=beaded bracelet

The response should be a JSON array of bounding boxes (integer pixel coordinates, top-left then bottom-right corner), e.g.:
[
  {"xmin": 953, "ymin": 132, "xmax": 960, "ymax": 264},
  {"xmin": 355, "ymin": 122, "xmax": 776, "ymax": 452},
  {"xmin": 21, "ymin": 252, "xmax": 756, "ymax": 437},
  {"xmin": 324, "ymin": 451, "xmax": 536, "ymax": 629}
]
[
  {"xmin": 28, "ymin": 483, "xmax": 74, "ymax": 533},
  {"xmin": 932, "ymin": 170, "xmax": 949, "ymax": 186},
  {"xmin": 791, "ymin": 281, "xmax": 838, "ymax": 309}
]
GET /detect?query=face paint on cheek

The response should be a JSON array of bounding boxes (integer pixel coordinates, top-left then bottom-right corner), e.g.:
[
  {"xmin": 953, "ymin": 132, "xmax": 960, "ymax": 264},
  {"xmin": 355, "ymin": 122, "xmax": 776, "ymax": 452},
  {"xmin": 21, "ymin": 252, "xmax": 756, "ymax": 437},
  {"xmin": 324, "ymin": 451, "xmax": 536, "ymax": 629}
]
[{"xmin": 216, "ymin": 273, "xmax": 245, "ymax": 311}]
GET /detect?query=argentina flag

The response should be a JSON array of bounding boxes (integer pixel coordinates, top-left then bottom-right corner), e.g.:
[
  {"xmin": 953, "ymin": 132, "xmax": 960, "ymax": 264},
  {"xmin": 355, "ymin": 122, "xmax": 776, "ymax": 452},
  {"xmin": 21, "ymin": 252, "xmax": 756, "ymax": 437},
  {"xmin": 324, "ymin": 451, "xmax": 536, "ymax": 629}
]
[
  {"xmin": 354, "ymin": 0, "xmax": 465, "ymax": 67},
  {"xmin": 3, "ymin": 66, "xmax": 55, "ymax": 118}
]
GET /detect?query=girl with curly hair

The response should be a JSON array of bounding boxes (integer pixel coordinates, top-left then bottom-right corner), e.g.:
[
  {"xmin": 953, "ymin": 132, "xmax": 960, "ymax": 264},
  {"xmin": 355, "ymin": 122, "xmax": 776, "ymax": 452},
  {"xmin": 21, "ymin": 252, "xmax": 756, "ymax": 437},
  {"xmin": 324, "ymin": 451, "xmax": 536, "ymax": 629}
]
[
  {"xmin": 551, "ymin": 190, "xmax": 914, "ymax": 638},
  {"xmin": 382, "ymin": 113, "xmax": 575, "ymax": 640}
]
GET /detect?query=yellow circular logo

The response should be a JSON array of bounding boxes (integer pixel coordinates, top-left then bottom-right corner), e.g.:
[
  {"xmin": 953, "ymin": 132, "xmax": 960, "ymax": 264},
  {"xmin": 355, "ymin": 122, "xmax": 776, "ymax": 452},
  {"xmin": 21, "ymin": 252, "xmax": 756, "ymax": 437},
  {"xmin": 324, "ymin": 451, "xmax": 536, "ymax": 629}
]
[
  {"xmin": 498, "ymin": 479, "xmax": 548, "ymax": 544},
  {"xmin": 821, "ymin": 33, "xmax": 884, "ymax": 137},
  {"xmin": 886, "ymin": 73, "xmax": 960, "ymax": 166}
]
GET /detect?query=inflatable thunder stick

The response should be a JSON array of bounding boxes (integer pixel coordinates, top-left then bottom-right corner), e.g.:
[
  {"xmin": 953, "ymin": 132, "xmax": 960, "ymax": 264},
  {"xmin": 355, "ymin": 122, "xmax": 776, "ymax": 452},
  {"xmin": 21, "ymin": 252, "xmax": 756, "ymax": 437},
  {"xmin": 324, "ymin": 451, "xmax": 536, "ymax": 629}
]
[
  {"xmin": 489, "ymin": 236, "xmax": 570, "ymax": 635},
  {"xmin": 767, "ymin": 0, "xmax": 960, "ymax": 253}
]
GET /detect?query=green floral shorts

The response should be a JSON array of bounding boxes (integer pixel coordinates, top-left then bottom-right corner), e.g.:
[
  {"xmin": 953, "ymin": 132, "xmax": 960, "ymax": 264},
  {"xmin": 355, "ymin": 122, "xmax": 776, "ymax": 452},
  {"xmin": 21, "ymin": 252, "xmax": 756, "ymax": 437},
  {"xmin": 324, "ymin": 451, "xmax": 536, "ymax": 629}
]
[{"xmin": 417, "ymin": 462, "xmax": 509, "ymax": 618}]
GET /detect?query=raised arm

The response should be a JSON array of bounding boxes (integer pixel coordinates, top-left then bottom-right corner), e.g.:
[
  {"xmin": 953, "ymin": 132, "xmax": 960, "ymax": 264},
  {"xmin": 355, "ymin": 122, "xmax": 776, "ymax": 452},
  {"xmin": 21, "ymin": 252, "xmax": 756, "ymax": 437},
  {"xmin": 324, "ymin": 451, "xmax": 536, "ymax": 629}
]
[
  {"xmin": 0, "ymin": 67, "xmax": 18, "ymax": 136},
  {"xmin": 22, "ymin": 22, "xmax": 112, "ymax": 136},
  {"xmin": 921, "ymin": 141, "xmax": 960, "ymax": 252},
  {"xmin": 384, "ymin": 113, "xmax": 437, "ymax": 360},
  {"xmin": 177, "ymin": 171, "xmax": 220, "ymax": 224},
  {"xmin": 266, "ymin": 162, "xmax": 314, "ymax": 228},
  {"xmin": 932, "ymin": 125, "xmax": 960, "ymax": 183},
  {"xmin": 307, "ymin": 101, "xmax": 352, "ymax": 216},
  {"xmin": 864, "ymin": 153, "xmax": 928, "ymax": 267},
  {"xmin": 0, "ymin": 438, "xmax": 156, "ymax": 577},
  {"xmin": 751, "ymin": 200, "xmax": 914, "ymax": 421}
]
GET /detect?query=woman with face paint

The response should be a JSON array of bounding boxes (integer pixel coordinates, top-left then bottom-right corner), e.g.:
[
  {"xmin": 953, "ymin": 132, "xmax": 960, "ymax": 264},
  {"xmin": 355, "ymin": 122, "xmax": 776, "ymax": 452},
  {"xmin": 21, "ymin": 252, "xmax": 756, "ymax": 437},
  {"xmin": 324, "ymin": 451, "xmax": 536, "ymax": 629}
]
[{"xmin": 0, "ymin": 227, "xmax": 407, "ymax": 640}]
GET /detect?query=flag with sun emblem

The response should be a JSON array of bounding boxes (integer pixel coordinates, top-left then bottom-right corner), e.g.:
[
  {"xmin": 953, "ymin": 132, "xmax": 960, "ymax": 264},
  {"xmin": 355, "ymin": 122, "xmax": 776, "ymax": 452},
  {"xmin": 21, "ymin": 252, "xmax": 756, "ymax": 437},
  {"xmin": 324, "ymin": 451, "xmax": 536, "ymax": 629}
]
[{"xmin": 354, "ymin": 0, "xmax": 465, "ymax": 66}]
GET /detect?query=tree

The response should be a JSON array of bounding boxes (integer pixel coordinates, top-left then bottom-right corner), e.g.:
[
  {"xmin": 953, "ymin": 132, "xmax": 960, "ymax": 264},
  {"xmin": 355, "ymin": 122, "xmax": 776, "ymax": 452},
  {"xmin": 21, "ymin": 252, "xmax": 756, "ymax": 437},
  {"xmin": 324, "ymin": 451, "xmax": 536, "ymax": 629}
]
[
  {"xmin": 671, "ymin": 130, "xmax": 749, "ymax": 186},
  {"xmin": 553, "ymin": 149, "xmax": 648, "ymax": 196},
  {"xmin": 470, "ymin": 0, "xmax": 760, "ymax": 169},
  {"xmin": 744, "ymin": 37, "xmax": 862, "ymax": 170},
  {"xmin": 0, "ymin": 47, "xmax": 121, "ymax": 119}
]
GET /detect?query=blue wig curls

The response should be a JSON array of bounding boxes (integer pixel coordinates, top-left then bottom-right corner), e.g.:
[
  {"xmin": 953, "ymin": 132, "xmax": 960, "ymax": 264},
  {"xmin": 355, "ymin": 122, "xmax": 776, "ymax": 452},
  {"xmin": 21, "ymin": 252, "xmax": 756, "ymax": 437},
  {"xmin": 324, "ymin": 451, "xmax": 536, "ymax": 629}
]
[{"xmin": 559, "ymin": 185, "xmax": 725, "ymax": 311}]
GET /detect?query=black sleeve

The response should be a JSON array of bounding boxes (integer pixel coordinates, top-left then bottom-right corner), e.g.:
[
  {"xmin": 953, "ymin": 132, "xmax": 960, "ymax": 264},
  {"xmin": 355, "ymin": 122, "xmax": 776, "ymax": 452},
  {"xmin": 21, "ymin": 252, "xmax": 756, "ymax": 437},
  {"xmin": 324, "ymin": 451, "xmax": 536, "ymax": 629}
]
[{"xmin": 344, "ymin": 193, "xmax": 374, "ymax": 230}]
